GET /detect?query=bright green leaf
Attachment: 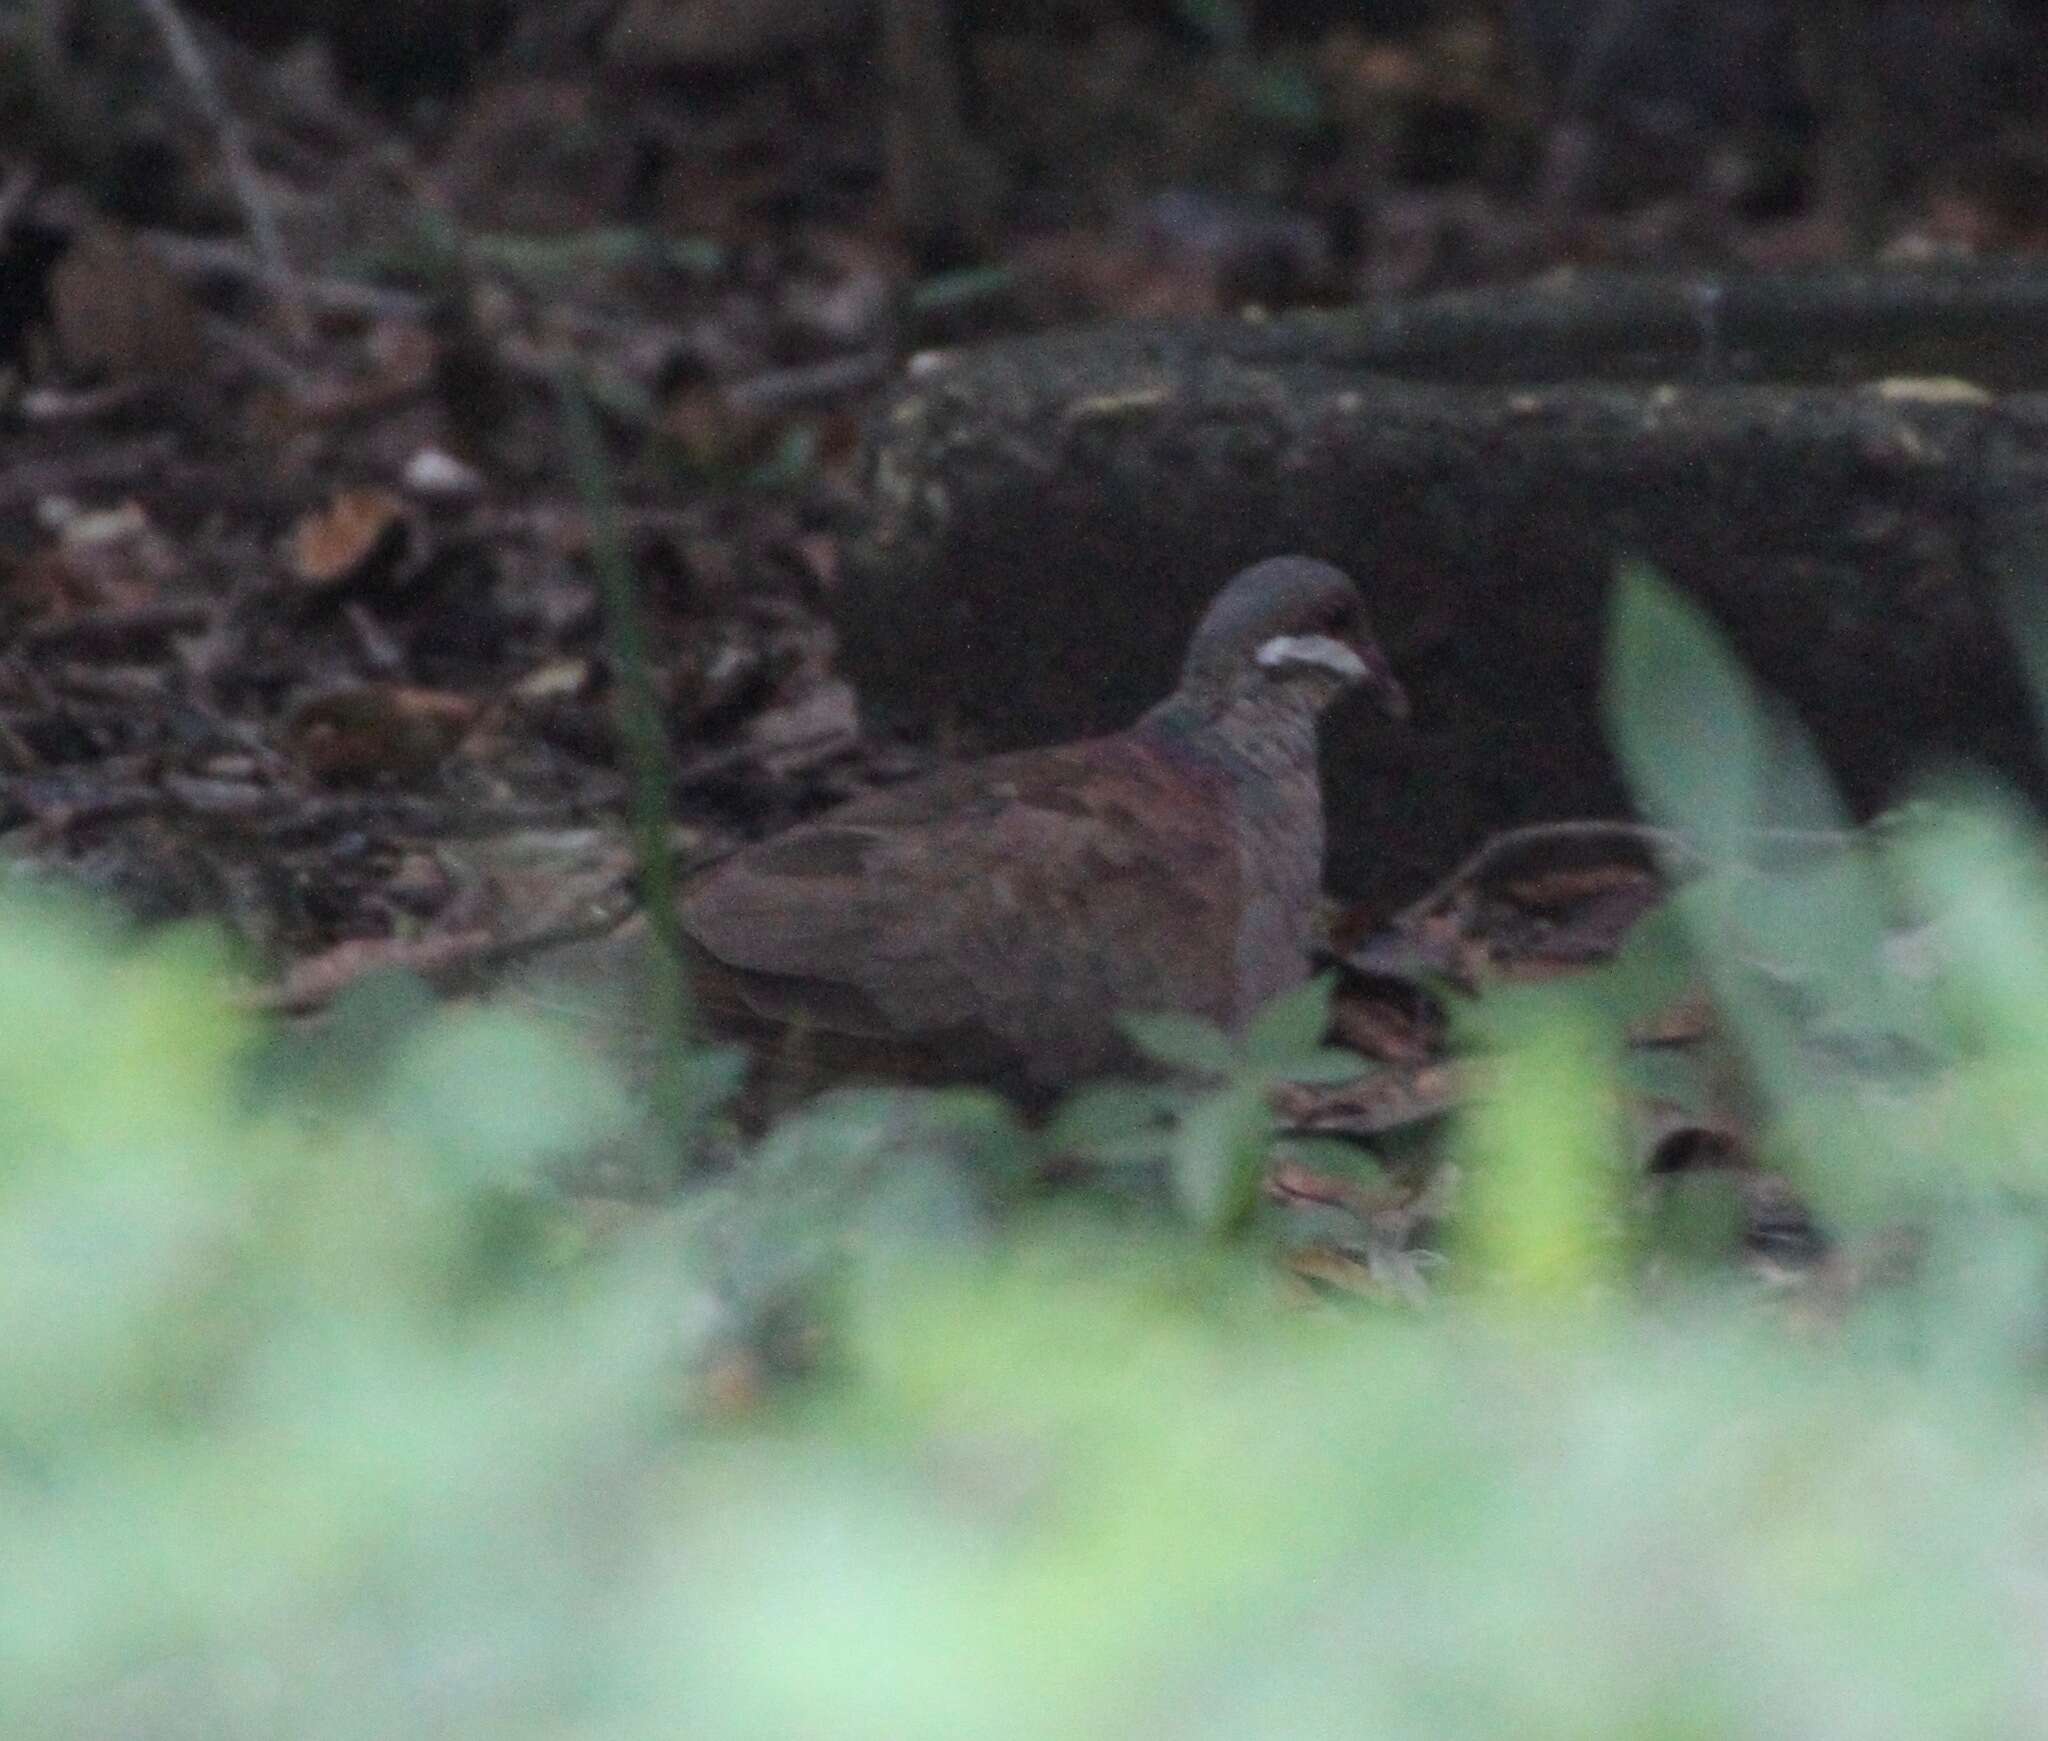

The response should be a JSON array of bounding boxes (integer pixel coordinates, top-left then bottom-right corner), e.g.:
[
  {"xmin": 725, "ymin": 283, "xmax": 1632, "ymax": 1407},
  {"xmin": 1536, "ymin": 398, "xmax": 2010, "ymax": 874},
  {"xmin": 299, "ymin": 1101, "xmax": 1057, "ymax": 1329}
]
[
  {"xmin": 1456, "ymin": 991, "xmax": 1628, "ymax": 1303},
  {"xmin": 1267, "ymin": 1048, "xmax": 1371, "ymax": 1087},
  {"xmin": 1045, "ymin": 1082, "xmax": 1176, "ymax": 1155},
  {"xmin": 1170, "ymin": 1083, "xmax": 1273, "ymax": 1235},
  {"xmin": 1244, "ymin": 972, "xmax": 1337, "ymax": 1069},
  {"xmin": 1119, "ymin": 1010, "xmax": 1238, "ymax": 1077},
  {"xmin": 378, "ymin": 1006, "xmax": 632, "ymax": 1187},
  {"xmin": 1605, "ymin": 562, "xmax": 1766, "ymax": 862},
  {"xmin": 671, "ymin": 1044, "xmax": 752, "ymax": 1121},
  {"xmin": 1580, "ymin": 899, "xmax": 1697, "ymax": 1033}
]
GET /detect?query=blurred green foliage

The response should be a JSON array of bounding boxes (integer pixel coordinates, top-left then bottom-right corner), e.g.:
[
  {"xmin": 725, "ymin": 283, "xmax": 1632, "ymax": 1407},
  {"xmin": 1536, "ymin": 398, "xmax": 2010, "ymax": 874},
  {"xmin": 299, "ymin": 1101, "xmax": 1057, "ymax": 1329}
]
[
  {"xmin": 1049, "ymin": 972, "xmax": 1367, "ymax": 1234},
  {"xmin": 17, "ymin": 565, "xmax": 2048, "ymax": 1734}
]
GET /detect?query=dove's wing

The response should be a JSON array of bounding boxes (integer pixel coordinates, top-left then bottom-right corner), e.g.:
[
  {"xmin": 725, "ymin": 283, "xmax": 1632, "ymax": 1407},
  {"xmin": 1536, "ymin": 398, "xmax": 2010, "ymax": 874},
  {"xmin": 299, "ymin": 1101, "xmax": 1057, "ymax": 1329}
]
[{"xmin": 678, "ymin": 734, "xmax": 1249, "ymax": 1093}]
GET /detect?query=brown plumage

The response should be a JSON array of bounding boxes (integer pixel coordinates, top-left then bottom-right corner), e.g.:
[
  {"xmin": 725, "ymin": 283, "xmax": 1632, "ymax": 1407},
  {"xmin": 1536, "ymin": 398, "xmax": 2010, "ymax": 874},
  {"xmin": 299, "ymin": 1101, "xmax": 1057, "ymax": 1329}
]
[{"xmin": 676, "ymin": 556, "xmax": 1405, "ymax": 1111}]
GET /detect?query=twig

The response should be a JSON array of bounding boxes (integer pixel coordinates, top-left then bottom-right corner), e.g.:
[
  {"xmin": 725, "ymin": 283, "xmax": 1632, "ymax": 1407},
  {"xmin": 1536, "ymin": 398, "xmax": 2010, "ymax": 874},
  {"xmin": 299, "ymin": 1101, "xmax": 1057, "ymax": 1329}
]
[
  {"xmin": 0, "ymin": 434, "xmax": 182, "ymax": 512},
  {"xmin": 1390, "ymin": 820, "xmax": 1696, "ymax": 931},
  {"xmin": 144, "ymin": 231, "xmax": 428, "ymax": 322},
  {"xmin": 202, "ymin": 312, "xmax": 318, "ymax": 392},
  {"xmin": 17, "ymin": 380, "xmax": 158, "ymax": 423},
  {"xmin": 1388, "ymin": 817, "xmax": 1862, "ymax": 933},
  {"xmin": 199, "ymin": 785, "xmax": 629, "ymax": 839},
  {"xmin": 471, "ymin": 503, "xmax": 702, "ymax": 543},
  {"xmin": 724, "ymin": 349, "xmax": 897, "ymax": 414},
  {"xmin": 130, "ymin": 0, "xmax": 310, "ymax": 342},
  {"xmin": 21, "ymin": 601, "xmax": 215, "ymax": 655}
]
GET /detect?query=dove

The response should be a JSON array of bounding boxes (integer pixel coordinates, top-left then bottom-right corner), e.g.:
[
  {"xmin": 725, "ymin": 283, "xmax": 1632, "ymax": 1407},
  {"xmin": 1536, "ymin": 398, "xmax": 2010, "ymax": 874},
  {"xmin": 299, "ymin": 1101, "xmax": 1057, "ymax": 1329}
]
[{"xmin": 674, "ymin": 555, "xmax": 1405, "ymax": 1112}]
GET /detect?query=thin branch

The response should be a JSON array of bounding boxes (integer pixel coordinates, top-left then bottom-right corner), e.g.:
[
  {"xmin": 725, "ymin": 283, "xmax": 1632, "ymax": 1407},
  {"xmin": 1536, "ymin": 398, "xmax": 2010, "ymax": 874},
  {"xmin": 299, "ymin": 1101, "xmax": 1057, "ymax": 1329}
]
[
  {"xmin": 724, "ymin": 349, "xmax": 896, "ymax": 413},
  {"xmin": 143, "ymin": 230, "xmax": 429, "ymax": 321},
  {"xmin": 1389, "ymin": 820, "xmax": 1696, "ymax": 931},
  {"xmin": 1387, "ymin": 817, "xmax": 1860, "ymax": 933},
  {"xmin": 131, "ymin": 0, "xmax": 311, "ymax": 343}
]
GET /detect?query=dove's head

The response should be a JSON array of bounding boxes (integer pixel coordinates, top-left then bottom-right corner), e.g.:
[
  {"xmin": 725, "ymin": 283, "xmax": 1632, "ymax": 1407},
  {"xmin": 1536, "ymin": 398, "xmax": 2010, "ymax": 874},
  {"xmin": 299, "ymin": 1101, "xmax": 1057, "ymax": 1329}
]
[{"xmin": 1173, "ymin": 556, "xmax": 1407, "ymax": 724}]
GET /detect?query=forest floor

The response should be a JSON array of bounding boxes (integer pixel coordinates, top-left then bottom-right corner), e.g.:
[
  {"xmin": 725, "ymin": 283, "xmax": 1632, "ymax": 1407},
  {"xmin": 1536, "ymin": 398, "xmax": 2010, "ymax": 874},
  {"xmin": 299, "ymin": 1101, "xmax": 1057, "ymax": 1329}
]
[{"xmin": 4, "ymin": 0, "xmax": 2045, "ymax": 1042}]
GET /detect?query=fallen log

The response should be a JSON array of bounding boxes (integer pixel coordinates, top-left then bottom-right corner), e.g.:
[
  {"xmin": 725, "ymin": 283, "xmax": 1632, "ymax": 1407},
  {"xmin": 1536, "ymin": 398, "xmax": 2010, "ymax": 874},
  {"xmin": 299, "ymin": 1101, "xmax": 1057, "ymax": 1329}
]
[{"xmin": 842, "ymin": 264, "xmax": 2048, "ymax": 906}]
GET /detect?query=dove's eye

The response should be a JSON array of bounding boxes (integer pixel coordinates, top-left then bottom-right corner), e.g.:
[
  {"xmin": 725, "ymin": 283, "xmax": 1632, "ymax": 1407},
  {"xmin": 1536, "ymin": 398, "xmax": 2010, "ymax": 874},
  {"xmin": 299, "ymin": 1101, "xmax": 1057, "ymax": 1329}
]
[{"xmin": 1313, "ymin": 597, "xmax": 1361, "ymax": 641}]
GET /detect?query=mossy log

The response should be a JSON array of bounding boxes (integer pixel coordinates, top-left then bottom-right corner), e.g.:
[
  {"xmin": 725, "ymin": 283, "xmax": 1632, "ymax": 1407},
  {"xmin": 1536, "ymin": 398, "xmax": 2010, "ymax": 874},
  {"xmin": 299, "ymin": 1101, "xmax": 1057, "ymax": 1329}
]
[{"xmin": 842, "ymin": 265, "xmax": 2048, "ymax": 906}]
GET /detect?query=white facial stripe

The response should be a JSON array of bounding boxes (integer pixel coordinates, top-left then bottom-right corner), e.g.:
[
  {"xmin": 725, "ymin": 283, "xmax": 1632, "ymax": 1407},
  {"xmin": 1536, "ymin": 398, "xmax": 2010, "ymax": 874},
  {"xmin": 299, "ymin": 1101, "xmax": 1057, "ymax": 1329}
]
[{"xmin": 1254, "ymin": 633, "xmax": 1368, "ymax": 681}]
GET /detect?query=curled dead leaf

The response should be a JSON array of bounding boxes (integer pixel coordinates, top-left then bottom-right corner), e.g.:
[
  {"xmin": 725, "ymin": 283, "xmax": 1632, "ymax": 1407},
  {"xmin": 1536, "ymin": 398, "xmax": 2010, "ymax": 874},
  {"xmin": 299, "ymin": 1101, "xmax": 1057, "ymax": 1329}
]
[
  {"xmin": 283, "ymin": 683, "xmax": 481, "ymax": 783},
  {"xmin": 287, "ymin": 488, "xmax": 413, "ymax": 591},
  {"xmin": 1270, "ymin": 1059, "xmax": 1464, "ymax": 1137},
  {"xmin": 1868, "ymin": 376, "xmax": 1993, "ymax": 405},
  {"xmin": 3, "ymin": 501, "xmax": 180, "ymax": 629},
  {"xmin": 512, "ymin": 658, "xmax": 594, "ymax": 705}
]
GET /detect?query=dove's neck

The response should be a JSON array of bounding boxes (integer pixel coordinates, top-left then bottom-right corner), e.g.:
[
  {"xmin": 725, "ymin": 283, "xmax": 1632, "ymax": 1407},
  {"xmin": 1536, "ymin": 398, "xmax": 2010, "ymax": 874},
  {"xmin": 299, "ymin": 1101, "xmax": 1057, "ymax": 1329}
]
[
  {"xmin": 1144, "ymin": 688, "xmax": 1326, "ymax": 789},
  {"xmin": 1143, "ymin": 687, "xmax": 1328, "ymax": 1023}
]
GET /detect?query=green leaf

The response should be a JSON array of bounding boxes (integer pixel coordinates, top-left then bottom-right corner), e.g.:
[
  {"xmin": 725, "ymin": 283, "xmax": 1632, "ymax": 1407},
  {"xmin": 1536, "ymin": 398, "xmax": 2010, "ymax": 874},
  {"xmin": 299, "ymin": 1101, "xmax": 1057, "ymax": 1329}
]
[
  {"xmin": 1602, "ymin": 563, "xmax": 1939, "ymax": 1212},
  {"xmin": 1616, "ymin": 1041, "xmax": 1722, "ymax": 1122},
  {"xmin": 1044, "ymin": 1082, "xmax": 1177, "ymax": 1157},
  {"xmin": 1274, "ymin": 1134, "xmax": 1390, "ymax": 1181},
  {"xmin": 1456, "ymin": 989, "xmax": 1629, "ymax": 1301},
  {"xmin": 1604, "ymin": 562, "xmax": 1766, "ymax": 862},
  {"xmin": 1580, "ymin": 899, "xmax": 1698, "ymax": 1033},
  {"xmin": 1735, "ymin": 851, "xmax": 1899, "ymax": 1031},
  {"xmin": 1268, "ymin": 1048, "xmax": 1371, "ymax": 1087},
  {"xmin": 1891, "ymin": 780, "xmax": 2048, "ymax": 1188},
  {"xmin": 1641, "ymin": 1172, "xmax": 1749, "ymax": 1270},
  {"xmin": 1118, "ymin": 1010, "xmax": 1238, "ymax": 1077},
  {"xmin": 1738, "ymin": 705, "xmax": 1922, "ymax": 1052},
  {"xmin": 670, "ymin": 1045, "xmax": 751, "ymax": 1121},
  {"xmin": 379, "ymin": 1007, "xmax": 632, "ymax": 1188},
  {"xmin": 1170, "ymin": 1083, "xmax": 1273, "ymax": 1235},
  {"xmin": 1243, "ymin": 972, "xmax": 1337, "ymax": 1070},
  {"xmin": 1894, "ymin": 783, "xmax": 2048, "ymax": 1043}
]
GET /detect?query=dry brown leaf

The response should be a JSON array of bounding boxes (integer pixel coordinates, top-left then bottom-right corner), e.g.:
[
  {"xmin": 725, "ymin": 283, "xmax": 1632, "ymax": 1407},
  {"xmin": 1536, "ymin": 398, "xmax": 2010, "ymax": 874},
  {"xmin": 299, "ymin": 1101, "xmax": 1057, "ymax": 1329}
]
[
  {"xmin": 283, "ymin": 683, "xmax": 481, "ymax": 783},
  {"xmin": 256, "ymin": 929, "xmax": 501, "ymax": 1015},
  {"xmin": 1283, "ymin": 1241, "xmax": 1434, "ymax": 1307},
  {"xmin": 511, "ymin": 658, "xmax": 594, "ymax": 705},
  {"xmin": 1271, "ymin": 1060, "xmax": 1464, "ymax": 1137},
  {"xmin": 1330, "ymin": 980, "xmax": 1437, "ymax": 1065},
  {"xmin": 287, "ymin": 489, "xmax": 412, "ymax": 591},
  {"xmin": 3, "ymin": 501, "xmax": 188, "ymax": 631},
  {"xmin": 1267, "ymin": 1160, "xmax": 1414, "ymax": 1219},
  {"xmin": 46, "ymin": 226, "xmax": 203, "ymax": 382},
  {"xmin": 1283, "ymin": 1242, "xmax": 1382, "ymax": 1297}
]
